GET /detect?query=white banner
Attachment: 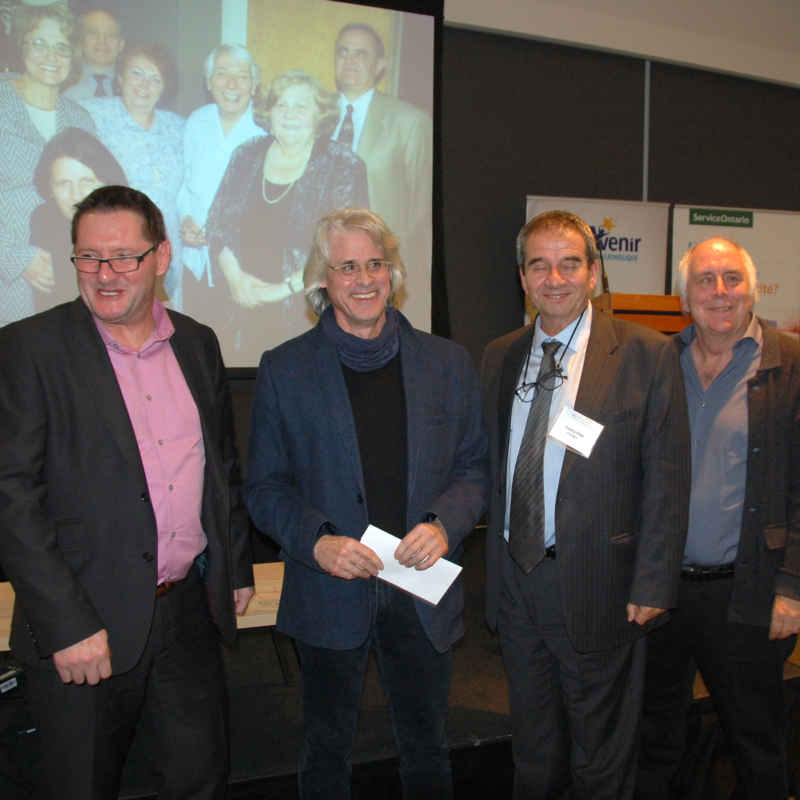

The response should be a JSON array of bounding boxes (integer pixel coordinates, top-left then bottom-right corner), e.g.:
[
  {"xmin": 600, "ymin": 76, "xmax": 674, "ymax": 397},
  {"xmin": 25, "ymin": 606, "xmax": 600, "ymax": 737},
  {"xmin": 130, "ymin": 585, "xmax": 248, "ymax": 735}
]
[
  {"xmin": 525, "ymin": 196, "xmax": 670, "ymax": 295},
  {"xmin": 671, "ymin": 205, "xmax": 800, "ymax": 335}
]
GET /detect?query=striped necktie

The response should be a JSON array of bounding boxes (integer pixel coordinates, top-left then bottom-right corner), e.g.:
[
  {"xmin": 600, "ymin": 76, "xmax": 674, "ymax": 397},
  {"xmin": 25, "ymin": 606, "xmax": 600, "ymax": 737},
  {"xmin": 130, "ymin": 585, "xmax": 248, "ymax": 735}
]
[{"xmin": 508, "ymin": 339, "xmax": 561, "ymax": 573}]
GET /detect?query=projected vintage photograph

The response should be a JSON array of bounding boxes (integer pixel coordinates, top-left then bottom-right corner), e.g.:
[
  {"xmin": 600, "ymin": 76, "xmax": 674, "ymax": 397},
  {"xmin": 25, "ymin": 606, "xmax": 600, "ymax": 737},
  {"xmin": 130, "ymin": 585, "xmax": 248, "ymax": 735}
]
[{"xmin": 0, "ymin": 0, "xmax": 434, "ymax": 366}]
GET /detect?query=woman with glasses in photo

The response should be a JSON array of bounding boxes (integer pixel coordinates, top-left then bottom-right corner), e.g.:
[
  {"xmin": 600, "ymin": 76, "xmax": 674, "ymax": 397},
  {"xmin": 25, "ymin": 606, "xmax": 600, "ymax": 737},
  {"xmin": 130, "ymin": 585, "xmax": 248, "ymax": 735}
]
[{"xmin": 0, "ymin": 4, "xmax": 94, "ymax": 326}]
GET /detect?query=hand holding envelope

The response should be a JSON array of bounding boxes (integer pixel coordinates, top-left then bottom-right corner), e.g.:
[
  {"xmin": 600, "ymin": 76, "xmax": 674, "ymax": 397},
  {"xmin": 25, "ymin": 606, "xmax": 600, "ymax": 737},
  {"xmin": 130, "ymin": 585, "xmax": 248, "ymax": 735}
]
[
  {"xmin": 394, "ymin": 520, "xmax": 448, "ymax": 569},
  {"xmin": 361, "ymin": 525, "xmax": 462, "ymax": 606}
]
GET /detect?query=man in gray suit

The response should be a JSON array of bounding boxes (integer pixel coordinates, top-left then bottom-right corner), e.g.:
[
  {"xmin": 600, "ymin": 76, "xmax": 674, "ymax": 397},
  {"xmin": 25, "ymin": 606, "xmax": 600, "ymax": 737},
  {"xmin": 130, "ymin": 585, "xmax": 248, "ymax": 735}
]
[
  {"xmin": 332, "ymin": 22, "xmax": 432, "ymax": 273},
  {"xmin": 481, "ymin": 210, "xmax": 689, "ymax": 799}
]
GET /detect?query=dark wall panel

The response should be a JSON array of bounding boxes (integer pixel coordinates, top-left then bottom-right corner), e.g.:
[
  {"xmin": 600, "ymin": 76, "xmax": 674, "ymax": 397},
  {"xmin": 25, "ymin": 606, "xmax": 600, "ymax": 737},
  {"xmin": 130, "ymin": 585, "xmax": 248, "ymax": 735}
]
[
  {"xmin": 441, "ymin": 27, "xmax": 645, "ymax": 364},
  {"xmin": 649, "ymin": 63, "xmax": 800, "ymax": 210}
]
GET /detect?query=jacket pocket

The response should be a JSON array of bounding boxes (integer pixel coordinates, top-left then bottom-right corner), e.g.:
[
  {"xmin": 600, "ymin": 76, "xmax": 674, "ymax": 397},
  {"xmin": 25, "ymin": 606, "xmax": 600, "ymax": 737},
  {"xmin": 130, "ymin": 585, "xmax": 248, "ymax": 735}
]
[{"xmin": 597, "ymin": 408, "xmax": 637, "ymax": 425}]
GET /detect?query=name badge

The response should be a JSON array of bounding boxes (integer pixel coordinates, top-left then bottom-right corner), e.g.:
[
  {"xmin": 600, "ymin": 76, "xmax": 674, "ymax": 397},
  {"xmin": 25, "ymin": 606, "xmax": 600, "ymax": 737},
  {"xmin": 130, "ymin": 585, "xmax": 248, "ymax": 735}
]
[{"xmin": 548, "ymin": 406, "xmax": 603, "ymax": 458}]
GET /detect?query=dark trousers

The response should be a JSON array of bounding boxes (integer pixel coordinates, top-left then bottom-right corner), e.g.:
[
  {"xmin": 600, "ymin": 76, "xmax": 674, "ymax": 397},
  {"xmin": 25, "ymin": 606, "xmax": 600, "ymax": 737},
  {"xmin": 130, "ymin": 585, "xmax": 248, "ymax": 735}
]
[
  {"xmin": 24, "ymin": 568, "xmax": 228, "ymax": 800},
  {"xmin": 637, "ymin": 576, "xmax": 795, "ymax": 800},
  {"xmin": 295, "ymin": 579, "xmax": 452, "ymax": 800},
  {"xmin": 498, "ymin": 542, "xmax": 646, "ymax": 800}
]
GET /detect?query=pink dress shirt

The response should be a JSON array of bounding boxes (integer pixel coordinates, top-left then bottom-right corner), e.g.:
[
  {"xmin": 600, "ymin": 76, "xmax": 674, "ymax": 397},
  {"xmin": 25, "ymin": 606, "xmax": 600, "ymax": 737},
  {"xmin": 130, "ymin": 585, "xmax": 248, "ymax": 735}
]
[{"xmin": 95, "ymin": 300, "xmax": 207, "ymax": 584}]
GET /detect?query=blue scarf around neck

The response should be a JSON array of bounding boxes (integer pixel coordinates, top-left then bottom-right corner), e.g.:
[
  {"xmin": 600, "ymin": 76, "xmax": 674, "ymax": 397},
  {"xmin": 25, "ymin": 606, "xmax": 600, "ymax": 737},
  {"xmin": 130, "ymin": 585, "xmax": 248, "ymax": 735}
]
[{"xmin": 319, "ymin": 305, "xmax": 400, "ymax": 372}]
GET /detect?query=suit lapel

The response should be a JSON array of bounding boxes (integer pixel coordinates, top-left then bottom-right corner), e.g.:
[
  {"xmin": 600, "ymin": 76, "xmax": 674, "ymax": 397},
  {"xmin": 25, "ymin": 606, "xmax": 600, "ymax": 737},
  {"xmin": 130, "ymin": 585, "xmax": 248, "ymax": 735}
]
[
  {"xmin": 168, "ymin": 319, "xmax": 216, "ymax": 478},
  {"xmin": 498, "ymin": 326, "xmax": 534, "ymax": 497},
  {"xmin": 560, "ymin": 308, "xmax": 619, "ymax": 482},
  {"xmin": 311, "ymin": 327, "xmax": 367, "ymax": 495},
  {"xmin": 356, "ymin": 92, "xmax": 385, "ymax": 161},
  {"xmin": 169, "ymin": 320, "xmax": 208, "ymax": 423},
  {"xmin": 573, "ymin": 308, "xmax": 620, "ymax": 417},
  {"xmin": 400, "ymin": 323, "xmax": 424, "ymax": 503},
  {"xmin": 65, "ymin": 301, "xmax": 144, "ymax": 473}
]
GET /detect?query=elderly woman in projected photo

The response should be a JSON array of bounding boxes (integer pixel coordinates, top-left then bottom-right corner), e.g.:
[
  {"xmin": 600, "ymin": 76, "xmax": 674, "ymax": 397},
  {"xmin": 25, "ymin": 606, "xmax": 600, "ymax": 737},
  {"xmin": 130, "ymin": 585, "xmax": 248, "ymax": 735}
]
[
  {"xmin": 30, "ymin": 127, "xmax": 127, "ymax": 311},
  {"xmin": 0, "ymin": 4, "xmax": 94, "ymax": 326},
  {"xmin": 83, "ymin": 43, "xmax": 185, "ymax": 308},
  {"xmin": 206, "ymin": 69, "xmax": 368, "ymax": 350}
]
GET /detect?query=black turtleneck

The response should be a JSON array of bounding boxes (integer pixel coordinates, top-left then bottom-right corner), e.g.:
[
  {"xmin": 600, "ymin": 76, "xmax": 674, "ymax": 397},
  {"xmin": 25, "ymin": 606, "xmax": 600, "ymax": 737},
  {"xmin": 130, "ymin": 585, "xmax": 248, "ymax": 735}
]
[{"xmin": 341, "ymin": 354, "xmax": 408, "ymax": 537}]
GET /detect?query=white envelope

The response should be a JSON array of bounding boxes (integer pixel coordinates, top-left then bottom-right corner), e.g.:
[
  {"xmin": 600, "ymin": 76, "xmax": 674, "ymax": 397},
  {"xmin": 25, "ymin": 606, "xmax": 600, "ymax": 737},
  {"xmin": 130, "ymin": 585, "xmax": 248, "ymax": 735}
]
[{"xmin": 360, "ymin": 524, "xmax": 462, "ymax": 606}]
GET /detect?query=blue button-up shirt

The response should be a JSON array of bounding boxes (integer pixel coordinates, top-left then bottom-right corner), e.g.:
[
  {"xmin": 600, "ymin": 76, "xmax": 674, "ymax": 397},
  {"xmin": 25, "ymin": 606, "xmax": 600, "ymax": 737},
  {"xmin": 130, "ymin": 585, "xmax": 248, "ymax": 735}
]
[{"xmin": 680, "ymin": 315, "xmax": 762, "ymax": 565}]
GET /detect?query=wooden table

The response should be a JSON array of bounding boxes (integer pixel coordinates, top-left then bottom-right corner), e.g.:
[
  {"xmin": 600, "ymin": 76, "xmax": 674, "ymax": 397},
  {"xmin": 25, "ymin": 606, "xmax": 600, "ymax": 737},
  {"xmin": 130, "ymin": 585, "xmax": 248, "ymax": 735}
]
[
  {"xmin": 238, "ymin": 562, "xmax": 284, "ymax": 629},
  {"xmin": 0, "ymin": 562, "xmax": 284, "ymax": 652},
  {"xmin": 0, "ymin": 580, "xmax": 12, "ymax": 653}
]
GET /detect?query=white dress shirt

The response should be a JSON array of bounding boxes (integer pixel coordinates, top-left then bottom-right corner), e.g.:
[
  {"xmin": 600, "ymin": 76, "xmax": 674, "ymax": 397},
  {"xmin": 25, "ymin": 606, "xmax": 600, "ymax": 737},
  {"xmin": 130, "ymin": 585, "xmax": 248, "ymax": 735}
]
[
  {"xmin": 62, "ymin": 63, "xmax": 116, "ymax": 105},
  {"xmin": 504, "ymin": 302, "xmax": 592, "ymax": 547},
  {"xmin": 176, "ymin": 102, "xmax": 265, "ymax": 282}
]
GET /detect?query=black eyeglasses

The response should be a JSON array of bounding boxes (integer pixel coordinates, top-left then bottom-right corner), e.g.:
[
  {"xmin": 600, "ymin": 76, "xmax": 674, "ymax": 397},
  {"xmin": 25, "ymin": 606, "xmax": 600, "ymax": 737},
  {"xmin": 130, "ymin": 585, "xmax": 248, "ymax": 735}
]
[
  {"xmin": 71, "ymin": 245, "xmax": 157, "ymax": 274},
  {"xmin": 515, "ymin": 366, "xmax": 567, "ymax": 402}
]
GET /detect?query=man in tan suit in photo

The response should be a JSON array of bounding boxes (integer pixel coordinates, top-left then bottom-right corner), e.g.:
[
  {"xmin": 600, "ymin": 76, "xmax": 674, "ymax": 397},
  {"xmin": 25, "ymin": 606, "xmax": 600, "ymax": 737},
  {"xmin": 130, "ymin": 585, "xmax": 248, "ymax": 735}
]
[{"xmin": 332, "ymin": 22, "xmax": 432, "ymax": 274}]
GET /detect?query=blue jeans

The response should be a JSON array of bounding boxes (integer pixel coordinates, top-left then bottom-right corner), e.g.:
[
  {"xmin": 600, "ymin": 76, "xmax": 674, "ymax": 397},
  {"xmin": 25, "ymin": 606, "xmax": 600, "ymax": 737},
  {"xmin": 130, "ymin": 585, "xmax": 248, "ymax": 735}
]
[{"xmin": 296, "ymin": 579, "xmax": 453, "ymax": 799}]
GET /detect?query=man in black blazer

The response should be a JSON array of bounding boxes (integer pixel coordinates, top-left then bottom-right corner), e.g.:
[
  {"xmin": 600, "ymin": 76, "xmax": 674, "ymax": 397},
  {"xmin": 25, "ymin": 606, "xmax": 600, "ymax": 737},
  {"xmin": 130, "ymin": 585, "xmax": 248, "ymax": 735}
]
[
  {"xmin": 0, "ymin": 186, "xmax": 254, "ymax": 799},
  {"xmin": 481, "ymin": 210, "xmax": 689, "ymax": 799}
]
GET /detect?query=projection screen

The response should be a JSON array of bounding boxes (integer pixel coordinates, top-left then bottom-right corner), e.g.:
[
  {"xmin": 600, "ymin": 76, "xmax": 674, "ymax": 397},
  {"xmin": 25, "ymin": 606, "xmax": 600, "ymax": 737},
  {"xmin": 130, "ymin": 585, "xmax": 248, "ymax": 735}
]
[{"xmin": 0, "ymin": 0, "xmax": 434, "ymax": 367}]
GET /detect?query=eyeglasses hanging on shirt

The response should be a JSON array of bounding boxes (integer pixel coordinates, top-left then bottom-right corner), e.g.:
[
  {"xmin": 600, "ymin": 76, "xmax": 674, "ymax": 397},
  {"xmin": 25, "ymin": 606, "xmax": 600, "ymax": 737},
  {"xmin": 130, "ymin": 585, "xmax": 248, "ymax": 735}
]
[{"xmin": 514, "ymin": 306, "xmax": 586, "ymax": 402}]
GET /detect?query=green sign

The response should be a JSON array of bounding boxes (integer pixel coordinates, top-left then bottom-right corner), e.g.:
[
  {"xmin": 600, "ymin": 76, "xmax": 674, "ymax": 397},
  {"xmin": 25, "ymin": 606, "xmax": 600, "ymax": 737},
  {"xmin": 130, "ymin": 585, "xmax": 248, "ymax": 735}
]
[{"xmin": 689, "ymin": 208, "xmax": 753, "ymax": 227}]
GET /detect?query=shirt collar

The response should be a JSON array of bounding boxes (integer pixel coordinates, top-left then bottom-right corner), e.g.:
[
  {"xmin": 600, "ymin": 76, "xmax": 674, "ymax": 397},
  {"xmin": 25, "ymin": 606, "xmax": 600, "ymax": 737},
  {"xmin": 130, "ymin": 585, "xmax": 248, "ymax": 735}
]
[
  {"xmin": 339, "ymin": 88, "xmax": 374, "ymax": 115},
  {"xmin": 94, "ymin": 298, "xmax": 174, "ymax": 355},
  {"xmin": 215, "ymin": 101, "xmax": 255, "ymax": 133},
  {"xmin": 738, "ymin": 313, "xmax": 762, "ymax": 351},
  {"xmin": 679, "ymin": 312, "xmax": 762, "ymax": 354},
  {"xmin": 84, "ymin": 63, "xmax": 115, "ymax": 79},
  {"xmin": 533, "ymin": 301, "xmax": 592, "ymax": 354},
  {"xmin": 117, "ymin": 97, "xmax": 161, "ymax": 131}
]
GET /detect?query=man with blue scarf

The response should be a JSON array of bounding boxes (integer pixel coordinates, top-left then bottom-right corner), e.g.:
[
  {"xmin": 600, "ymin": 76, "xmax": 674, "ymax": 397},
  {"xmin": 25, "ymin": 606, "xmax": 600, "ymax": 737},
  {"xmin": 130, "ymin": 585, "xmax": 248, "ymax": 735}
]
[{"xmin": 244, "ymin": 207, "xmax": 488, "ymax": 799}]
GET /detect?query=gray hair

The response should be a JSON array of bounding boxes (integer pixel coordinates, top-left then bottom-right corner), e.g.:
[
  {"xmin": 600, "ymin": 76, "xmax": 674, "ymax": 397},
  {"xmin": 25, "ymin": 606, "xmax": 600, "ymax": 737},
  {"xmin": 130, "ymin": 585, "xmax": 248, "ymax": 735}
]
[
  {"xmin": 304, "ymin": 207, "xmax": 406, "ymax": 317},
  {"xmin": 676, "ymin": 237, "xmax": 758, "ymax": 303},
  {"xmin": 203, "ymin": 43, "xmax": 259, "ymax": 85},
  {"xmin": 516, "ymin": 209, "xmax": 599, "ymax": 271}
]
